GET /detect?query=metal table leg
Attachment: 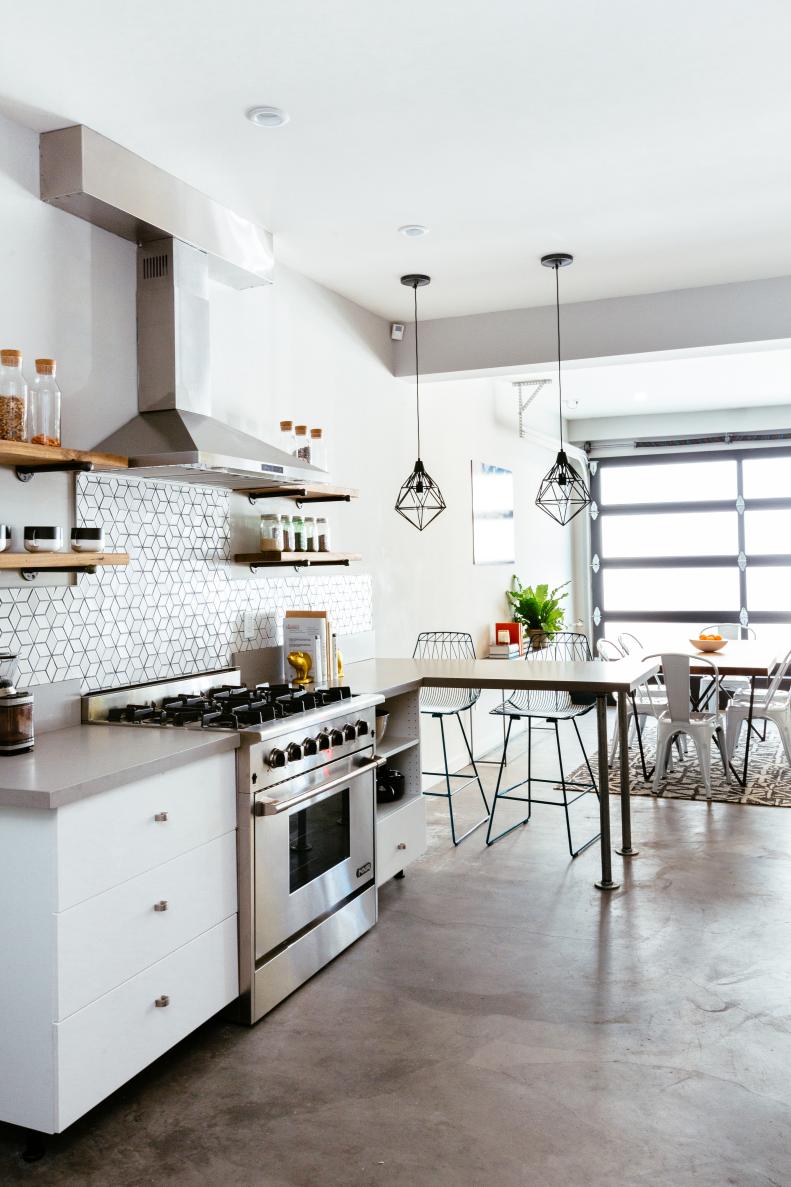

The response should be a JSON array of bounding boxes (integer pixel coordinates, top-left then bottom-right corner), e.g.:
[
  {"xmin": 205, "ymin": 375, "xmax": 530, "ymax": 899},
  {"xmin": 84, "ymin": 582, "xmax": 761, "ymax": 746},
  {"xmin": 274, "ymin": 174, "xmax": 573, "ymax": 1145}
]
[
  {"xmin": 729, "ymin": 675, "xmax": 756, "ymax": 788},
  {"xmin": 595, "ymin": 695, "xmax": 620, "ymax": 890},
  {"xmin": 616, "ymin": 690, "xmax": 638, "ymax": 857}
]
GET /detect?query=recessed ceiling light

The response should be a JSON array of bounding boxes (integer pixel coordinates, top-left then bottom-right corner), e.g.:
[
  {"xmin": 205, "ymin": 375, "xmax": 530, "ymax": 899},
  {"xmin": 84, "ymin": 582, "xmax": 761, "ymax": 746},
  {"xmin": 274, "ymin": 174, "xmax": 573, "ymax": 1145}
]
[
  {"xmin": 246, "ymin": 106, "xmax": 289, "ymax": 128},
  {"xmin": 634, "ymin": 391, "xmax": 648, "ymax": 402},
  {"xmin": 399, "ymin": 224, "xmax": 429, "ymax": 238}
]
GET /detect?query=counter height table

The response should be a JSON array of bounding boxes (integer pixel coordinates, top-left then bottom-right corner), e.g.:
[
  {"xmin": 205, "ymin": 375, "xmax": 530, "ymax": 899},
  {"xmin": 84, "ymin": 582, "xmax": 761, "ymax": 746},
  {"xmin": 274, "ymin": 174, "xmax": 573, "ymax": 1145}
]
[{"xmin": 347, "ymin": 656, "xmax": 660, "ymax": 890}]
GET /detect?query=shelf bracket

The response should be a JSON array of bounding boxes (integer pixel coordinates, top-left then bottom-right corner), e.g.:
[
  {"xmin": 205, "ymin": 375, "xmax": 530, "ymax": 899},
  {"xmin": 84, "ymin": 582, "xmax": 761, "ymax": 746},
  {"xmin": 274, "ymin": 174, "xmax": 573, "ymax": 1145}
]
[
  {"xmin": 15, "ymin": 461, "xmax": 95, "ymax": 483},
  {"xmin": 21, "ymin": 565, "xmax": 98, "ymax": 581},
  {"xmin": 248, "ymin": 558, "xmax": 351, "ymax": 574},
  {"xmin": 248, "ymin": 488, "xmax": 307, "ymax": 505}
]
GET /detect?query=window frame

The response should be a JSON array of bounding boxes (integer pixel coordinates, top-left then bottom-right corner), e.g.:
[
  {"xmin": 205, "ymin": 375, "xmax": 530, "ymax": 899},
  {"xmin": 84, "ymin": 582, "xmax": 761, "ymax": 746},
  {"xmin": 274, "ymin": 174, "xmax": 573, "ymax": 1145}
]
[{"xmin": 589, "ymin": 446, "xmax": 791, "ymax": 642}]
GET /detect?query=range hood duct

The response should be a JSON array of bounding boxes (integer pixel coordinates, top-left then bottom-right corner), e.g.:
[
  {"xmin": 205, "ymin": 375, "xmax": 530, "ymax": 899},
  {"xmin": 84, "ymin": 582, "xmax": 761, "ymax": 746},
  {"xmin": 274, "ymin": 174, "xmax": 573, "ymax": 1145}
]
[{"xmin": 40, "ymin": 126, "xmax": 324, "ymax": 489}]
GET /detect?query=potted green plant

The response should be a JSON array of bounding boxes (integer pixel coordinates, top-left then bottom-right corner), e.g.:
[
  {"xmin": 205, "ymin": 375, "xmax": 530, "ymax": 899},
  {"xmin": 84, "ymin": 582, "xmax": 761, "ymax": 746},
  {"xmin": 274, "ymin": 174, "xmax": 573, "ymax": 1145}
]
[{"xmin": 506, "ymin": 577, "xmax": 570, "ymax": 649}]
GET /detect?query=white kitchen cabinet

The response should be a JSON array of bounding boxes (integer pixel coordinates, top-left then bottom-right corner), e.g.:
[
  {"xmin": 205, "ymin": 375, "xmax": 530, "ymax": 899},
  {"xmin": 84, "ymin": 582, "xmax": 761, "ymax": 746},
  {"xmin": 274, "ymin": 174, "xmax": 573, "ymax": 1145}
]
[
  {"xmin": 0, "ymin": 750, "xmax": 238, "ymax": 1134},
  {"xmin": 376, "ymin": 792, "xmax": 426, "ymax": 886}
]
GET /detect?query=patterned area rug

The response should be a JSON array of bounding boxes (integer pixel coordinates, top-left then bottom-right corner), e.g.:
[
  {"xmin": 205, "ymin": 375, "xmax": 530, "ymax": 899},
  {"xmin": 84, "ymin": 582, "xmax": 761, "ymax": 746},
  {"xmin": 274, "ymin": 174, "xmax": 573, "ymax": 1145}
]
[{"xmin": 567, "ymin": 722, "xmax": 791, "ymax": 807}]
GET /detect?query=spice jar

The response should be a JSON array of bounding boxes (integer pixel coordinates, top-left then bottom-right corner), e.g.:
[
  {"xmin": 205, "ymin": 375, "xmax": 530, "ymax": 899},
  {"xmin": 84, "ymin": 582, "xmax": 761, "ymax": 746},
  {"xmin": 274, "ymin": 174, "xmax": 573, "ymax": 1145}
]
[
  {"xmin": 28, "ymin": 358, "xmax": 61, "ymax": 447},
  {"xmin": 260, "ymin": 513, "xmax": 282, "ymax": 550},
  {"xmin": 279, "ymin": 420, "xmax": 295, "ymax": 455},
  {"xmin": 316, "ymin": 516, "xmax": 330, "ymax": 552},
  {"xmin": 0, "ymin": 350, "xmax": 27, "ymax": 442},
  {"xmin": 291, "ymin": 513, "xmax": 306, "ymax": 551},
  {"xmin": 303, "ymin": 516, "xmax": 315, "ymax": 551},
  {"xmin": 281, "ymin": 514, "xmax": 294, "ymax": 551},
  {"xmin": 294, "ymin": 424, "xmax": 311, "ymax": 462},
  {"xmin": 309, "ymin": 427, "xmax": 326, "ymax": 470}
]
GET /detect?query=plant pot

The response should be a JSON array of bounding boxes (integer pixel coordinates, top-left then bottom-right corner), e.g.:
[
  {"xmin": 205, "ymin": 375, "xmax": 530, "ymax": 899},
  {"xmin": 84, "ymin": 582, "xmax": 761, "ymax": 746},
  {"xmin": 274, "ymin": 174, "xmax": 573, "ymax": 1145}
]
[{"xmin": 527, "ymin": 628, "xmax": 549, "ymax": 650}]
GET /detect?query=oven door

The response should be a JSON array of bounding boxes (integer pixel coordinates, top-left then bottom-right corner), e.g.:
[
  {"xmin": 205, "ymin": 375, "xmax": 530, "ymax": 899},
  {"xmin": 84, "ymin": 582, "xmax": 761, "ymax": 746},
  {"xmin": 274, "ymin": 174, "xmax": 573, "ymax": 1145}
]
[{"xmin": 254, "ymin": 754, "xmax": 377, "ymax": 960}]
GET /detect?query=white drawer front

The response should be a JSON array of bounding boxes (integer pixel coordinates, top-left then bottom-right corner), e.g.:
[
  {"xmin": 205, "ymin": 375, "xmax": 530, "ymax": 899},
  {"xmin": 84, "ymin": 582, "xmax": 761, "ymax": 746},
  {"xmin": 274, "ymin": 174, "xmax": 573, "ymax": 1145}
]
[
  {"xmin": 57, "ymin": 831, "xmax": 238, "ymax": 1020},
  {"xmin": 56, "ymin": 915, "xmax": 238, "ymax": 1132},
  {"xmin": 56, "ymin": 751, "xmax": 236, "ymax": 908},
  {"xmin": 376, "ymin": 795, "xmax": 426, "ymax": 886}
]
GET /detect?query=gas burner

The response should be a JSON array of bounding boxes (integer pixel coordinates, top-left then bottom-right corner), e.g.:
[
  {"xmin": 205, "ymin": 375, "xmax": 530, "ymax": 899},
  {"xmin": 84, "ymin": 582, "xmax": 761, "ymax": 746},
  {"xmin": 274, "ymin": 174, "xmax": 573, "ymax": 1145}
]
[{"xmin": 107, "ymin": 703, "xmax": 166, "ymax": 724}]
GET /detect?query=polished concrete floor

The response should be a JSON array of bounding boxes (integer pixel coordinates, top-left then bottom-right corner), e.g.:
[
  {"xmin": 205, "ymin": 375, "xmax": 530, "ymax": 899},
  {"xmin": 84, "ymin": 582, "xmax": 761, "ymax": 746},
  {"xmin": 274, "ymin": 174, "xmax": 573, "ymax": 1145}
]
[{"xmin": 3, "ymin": 713, "xmax": 791, "ymax": 1186}]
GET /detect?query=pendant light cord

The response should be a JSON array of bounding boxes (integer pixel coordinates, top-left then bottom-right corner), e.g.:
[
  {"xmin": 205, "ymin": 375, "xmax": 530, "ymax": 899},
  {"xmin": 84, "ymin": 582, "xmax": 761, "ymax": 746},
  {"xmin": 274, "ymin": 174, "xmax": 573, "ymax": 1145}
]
[
  {"xmin": 413, "ymin": 281, "xmax": 421, "ymax": 459},
  {"xmin": 554, "ymin": 263, "xmax": 563, "ymax": 452}
]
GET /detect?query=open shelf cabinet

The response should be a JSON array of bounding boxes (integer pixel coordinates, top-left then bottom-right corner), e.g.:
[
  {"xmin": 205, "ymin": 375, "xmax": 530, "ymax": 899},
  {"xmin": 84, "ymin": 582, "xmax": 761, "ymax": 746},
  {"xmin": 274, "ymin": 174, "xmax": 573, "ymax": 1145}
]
[
  {"xmin": 0, "ymin": 552, "xmax": 129, "ymax": 579},
  {"xmin": 242, "ymin": 483, "xmax": 358, "ymax": 506},
  {"xmin": 0, "ymin": 440, "xmax": 127, "ymax": 481}
]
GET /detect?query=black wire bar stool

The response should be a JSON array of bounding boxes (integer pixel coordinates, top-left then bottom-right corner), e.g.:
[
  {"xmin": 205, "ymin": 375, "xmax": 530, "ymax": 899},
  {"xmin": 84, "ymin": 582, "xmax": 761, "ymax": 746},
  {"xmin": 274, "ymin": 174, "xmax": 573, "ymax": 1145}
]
[
  {"xmin": 485, "ymin": 631, "xmax": 599, "ymax": 855},
  {"xmin": 413, "ymin": 631, "xmax": 490, "ymax": 845}
]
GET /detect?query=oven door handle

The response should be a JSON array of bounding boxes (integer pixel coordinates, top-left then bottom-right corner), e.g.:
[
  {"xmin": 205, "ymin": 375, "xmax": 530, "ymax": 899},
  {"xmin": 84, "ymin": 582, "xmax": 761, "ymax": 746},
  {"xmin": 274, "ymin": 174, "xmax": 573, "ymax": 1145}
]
[{"xmin": 254, "ymin": 757, "xmax": 380, "ymax": 816}]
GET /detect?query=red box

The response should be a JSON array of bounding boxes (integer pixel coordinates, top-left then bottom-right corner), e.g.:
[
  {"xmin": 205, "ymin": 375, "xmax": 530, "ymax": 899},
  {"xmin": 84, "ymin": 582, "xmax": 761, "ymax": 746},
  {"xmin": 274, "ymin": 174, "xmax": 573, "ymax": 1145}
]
[{"xmin": 495, "ymin": 622, "xmax": 524, "ymax": 653}]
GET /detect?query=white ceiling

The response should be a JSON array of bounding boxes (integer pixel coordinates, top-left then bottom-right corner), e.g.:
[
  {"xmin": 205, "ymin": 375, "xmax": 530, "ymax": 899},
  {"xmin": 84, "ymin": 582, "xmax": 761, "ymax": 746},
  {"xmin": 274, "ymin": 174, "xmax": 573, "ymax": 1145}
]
[
  {"xmin": 3, "ymin": 1, "xmax": 791, "ymax": 321},
  {"xmin": 526, "ymin": 344, "xmax": 791, "ymax": 420}
]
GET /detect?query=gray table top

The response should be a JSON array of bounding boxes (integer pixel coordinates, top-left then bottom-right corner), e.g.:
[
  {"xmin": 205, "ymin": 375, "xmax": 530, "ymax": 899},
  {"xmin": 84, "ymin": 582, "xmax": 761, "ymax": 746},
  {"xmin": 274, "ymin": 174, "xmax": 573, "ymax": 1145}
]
[{"xmin": 346, "ymin": 656, "xmax": 659, "ymax": 699}]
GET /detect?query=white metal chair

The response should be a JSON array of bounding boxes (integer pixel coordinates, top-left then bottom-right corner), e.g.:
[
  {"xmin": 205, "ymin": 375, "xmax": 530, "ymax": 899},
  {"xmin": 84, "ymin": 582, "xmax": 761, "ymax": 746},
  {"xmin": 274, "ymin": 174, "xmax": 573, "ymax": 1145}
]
[
  {"xmin": 725, "ymin": 645, "xmax": 791, "ymax": 764},
  {"xmin": 643, "ymin": 653, "xmax": 730, "ymax": 798},
  {"xmin": 597, "ymin": 636, "xmax": 678, "ymax": 778},
  {"xmin": 413, "ymin": 631, "xmax": 489, "ymax": 845},
  {"xmin": 700, "ymin": 623, "xmax": 759, "ymax": 713}
]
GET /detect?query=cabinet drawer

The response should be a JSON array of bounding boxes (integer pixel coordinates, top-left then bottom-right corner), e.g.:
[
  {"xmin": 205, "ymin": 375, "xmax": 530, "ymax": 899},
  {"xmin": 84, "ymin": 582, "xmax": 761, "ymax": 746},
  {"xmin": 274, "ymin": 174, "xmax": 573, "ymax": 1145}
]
[
  {"xmin": 56, "ymin": 915, "xmax": 238, "ymax": 1132},
  {"xmin": 57, "ymin": 830, "xmax": 238, "ymax": 1020},
  {"xmin": 376, "ymin": 794, "xmax": 426, "ymax": 886},
  {"xmin": 56, "ymin": 751, "xmax": 236, "ymax": 908}
]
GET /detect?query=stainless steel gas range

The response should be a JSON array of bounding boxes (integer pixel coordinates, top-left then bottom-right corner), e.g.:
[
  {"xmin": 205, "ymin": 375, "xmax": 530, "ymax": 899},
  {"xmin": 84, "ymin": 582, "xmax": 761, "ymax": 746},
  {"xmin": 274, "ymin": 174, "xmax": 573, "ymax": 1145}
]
[{"xmin": 83, "ymin": 668, "xmax": 384, "ymax": 1023}]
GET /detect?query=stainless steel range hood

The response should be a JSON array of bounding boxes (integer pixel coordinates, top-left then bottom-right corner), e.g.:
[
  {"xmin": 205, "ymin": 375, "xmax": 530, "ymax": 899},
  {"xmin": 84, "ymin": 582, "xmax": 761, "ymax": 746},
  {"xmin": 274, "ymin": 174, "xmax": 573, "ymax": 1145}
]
[{"xmin": 40, "ymin": 126, "xmax": 325, "ymax": 489}]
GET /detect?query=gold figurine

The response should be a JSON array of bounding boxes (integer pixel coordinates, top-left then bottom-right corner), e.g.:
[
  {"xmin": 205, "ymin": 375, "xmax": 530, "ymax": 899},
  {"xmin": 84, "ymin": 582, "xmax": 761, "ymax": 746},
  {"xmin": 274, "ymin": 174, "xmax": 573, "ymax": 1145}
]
[{"xmin": 287, "ymin": 650, "xmax": 313, "ymax": 686}]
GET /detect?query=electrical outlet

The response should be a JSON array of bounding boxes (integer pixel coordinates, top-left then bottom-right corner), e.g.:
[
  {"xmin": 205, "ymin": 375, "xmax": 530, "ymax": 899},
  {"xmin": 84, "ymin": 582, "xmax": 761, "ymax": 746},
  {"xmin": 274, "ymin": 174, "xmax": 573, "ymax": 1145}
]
[{"xmin": 243, "ymin": 612, "xmax": 255, "ymax": 640}]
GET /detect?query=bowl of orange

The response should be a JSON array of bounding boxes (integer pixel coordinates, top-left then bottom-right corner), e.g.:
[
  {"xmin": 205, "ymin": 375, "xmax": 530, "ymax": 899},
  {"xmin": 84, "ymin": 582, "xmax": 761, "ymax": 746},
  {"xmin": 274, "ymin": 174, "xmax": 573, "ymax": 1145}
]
[{"xmin": 690, "ymin": 633, "xmax": 727, "ymax": 653}]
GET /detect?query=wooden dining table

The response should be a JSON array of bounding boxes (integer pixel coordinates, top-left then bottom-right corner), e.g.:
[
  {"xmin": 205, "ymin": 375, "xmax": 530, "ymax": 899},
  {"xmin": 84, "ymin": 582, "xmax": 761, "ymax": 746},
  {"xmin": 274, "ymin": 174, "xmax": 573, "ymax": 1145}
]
[{"xmin": 640, "ymin": 639, "xmax": 788, "ymax": 787}]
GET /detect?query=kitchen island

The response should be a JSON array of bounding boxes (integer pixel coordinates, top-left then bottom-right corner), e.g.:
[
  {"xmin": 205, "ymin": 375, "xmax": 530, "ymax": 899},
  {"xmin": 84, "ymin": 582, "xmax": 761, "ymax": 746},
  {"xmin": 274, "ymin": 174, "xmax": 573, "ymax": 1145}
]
[{"xmin": 347, "ymin": 654, "xmax": 659, "ymax": 888}]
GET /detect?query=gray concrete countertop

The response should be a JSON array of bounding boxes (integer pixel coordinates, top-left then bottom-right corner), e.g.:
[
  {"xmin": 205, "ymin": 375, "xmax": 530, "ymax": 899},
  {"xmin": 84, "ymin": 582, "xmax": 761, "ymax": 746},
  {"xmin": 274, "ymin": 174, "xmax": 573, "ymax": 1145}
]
[
  {"xmin": 346, "ymin": 656, "xmax": 658, "ymax": 698},
  {"xmin": 0, "ymin": 725, "xmax": 239, "ymax": 811}
]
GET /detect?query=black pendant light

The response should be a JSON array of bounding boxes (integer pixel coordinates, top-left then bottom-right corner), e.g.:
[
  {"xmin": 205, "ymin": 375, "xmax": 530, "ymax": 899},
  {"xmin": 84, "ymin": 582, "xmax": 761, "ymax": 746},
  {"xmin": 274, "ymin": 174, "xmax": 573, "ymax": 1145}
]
[
  {"xmin": 395, "ymin": 273, "xmax": 446, "ymax": 530},
  {"xmin": 535, "ymin": 253, "xmax": 591, "ymax": 526}
]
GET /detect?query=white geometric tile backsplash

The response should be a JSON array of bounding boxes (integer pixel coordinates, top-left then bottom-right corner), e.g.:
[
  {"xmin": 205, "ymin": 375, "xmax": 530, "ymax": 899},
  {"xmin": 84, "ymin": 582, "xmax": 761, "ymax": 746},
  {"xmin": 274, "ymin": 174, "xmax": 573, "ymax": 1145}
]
[{"xmin": 0, "ymin": 473, "xmax": 372, "ymax": 691}]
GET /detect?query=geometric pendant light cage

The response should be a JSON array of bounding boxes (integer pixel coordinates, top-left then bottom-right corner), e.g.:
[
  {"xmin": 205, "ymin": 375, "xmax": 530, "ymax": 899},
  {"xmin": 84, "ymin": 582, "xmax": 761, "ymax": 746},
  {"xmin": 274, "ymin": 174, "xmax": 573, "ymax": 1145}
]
[
  {"xmin": 395, "ymin": 273, "xmax": 447, "ymax": 530},
  {"xmin": 535, "ymin": 253, "xmax": 591, "ymax": 526}
]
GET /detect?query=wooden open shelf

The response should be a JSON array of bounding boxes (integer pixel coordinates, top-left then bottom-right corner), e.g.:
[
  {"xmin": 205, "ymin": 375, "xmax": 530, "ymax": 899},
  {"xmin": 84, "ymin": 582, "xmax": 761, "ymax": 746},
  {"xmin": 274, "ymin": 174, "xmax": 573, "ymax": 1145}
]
[
  {"xmin": 0, "ymin": 552, "xmax": 129, "ymax": 578},
  {"xmin": 242, "ymin": 483, "xmax": 358, "ymax": 505},
  {"xmin": 0, "ymin": 440, "xmax": 128, "ymax": 477},
  {"xmin": 236, "ymin": 551, "xmax": 361, "ymax": 569}
]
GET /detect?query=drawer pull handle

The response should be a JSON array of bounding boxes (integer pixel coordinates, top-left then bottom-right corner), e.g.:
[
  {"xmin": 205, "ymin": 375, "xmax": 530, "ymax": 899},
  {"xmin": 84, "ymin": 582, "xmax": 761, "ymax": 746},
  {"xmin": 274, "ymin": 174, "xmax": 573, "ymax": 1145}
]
[
  {"xmin": 154, "ymin": 811, "xmax": 169, "ymax": 823},
  {"xmin": 397, "ymin": 842, "xmax": 407, "ymax": 850},
  {"xmin": 154, "ymin": 995, "xmax": 170, "ymax": 1008},
  {"xmin": 154, "ymin": 900, "xmax": 169, "ymax": 912}
]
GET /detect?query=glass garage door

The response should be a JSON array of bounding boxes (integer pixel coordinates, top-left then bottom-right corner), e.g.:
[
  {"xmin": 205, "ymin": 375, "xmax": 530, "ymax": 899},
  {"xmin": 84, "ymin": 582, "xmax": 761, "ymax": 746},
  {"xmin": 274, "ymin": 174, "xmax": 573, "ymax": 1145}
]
[{"xmin": 589, "ymin": 448, "xmax": 791, "ymax": 648}]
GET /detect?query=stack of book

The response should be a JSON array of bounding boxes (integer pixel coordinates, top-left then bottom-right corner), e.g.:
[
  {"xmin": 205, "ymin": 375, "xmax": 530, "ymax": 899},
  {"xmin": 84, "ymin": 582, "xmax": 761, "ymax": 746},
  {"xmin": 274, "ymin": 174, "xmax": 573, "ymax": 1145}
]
[
  {"xmin": 488, "ymin": 641, "xmax": 521, "ymax": 659},
  {"xmin": 283, "ymin": 610, "xmax": 339, "ymax": 685}
]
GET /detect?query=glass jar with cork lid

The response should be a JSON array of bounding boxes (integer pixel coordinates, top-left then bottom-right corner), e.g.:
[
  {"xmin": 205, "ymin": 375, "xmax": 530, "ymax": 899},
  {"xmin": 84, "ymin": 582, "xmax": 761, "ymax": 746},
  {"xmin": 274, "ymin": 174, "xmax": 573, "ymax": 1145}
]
[
  {"xmin": 28, "ymin": 358, "xmax": 61, "ymax": 447},
  {"xmin": 0, "ymin": 350, "xmax": 27, "ymax": 442}
]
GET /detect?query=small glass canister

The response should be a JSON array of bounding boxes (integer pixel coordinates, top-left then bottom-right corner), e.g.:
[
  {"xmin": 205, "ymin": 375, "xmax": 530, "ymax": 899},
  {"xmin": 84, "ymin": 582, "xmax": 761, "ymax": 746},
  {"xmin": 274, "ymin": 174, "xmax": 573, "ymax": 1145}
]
[
  {"xmin": 0, "ymin": 349, "xmax": 27, "ymax": 442},
  {"xmin": 291, "ymin": 513, "xmax": 305, "ymax": 551},
  {"xmin": 281, "ymin": 514, "xmax": 294, "ymax": 551},
  {"xmin": 303, "ymin": 516, "xmax": 315, "ymax": 551},
  {"xmin": 260, "ymin": 513, "xmax": 282, "ymax": 551},
  {"xmin": 316, "ymin": 516, "xmax": 330, "ymax": 552}
]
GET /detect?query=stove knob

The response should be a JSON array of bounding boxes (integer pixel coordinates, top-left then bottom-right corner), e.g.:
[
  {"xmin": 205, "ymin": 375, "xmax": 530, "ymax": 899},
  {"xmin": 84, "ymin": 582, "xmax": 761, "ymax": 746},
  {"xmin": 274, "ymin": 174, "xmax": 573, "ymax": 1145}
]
[
  {"xmin": 286, "ymin": 742, "xmax": 302, "ymax": 763},
  {"xmin": 355, "ymin": 719, "xmax": 369, "ymax": 737},
  {"xmin": 343, "ymin": 723, "xmax": 356, "ymax": 742},
  {"xmin": 302, "ymin": 737, "xmax": 318, "ymax": 757},
  {"xmin": 317, "ymin": 730, "xmax": 331, "ymax": 751},
  {"xmin": 329, "ymin": 728, "xmax": 344, "ymax": 747},
  {"xmin": 267, "ymin": 747, "xmax": 286, "ymax": 769}
]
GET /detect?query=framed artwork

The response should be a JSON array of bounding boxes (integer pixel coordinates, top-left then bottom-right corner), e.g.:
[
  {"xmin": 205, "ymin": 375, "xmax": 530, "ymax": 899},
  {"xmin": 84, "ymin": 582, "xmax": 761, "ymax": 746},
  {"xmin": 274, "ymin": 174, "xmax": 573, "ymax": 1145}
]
[{"xmin": 471, "ymin": 461, "xmax": 515, "ymax": 565}]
